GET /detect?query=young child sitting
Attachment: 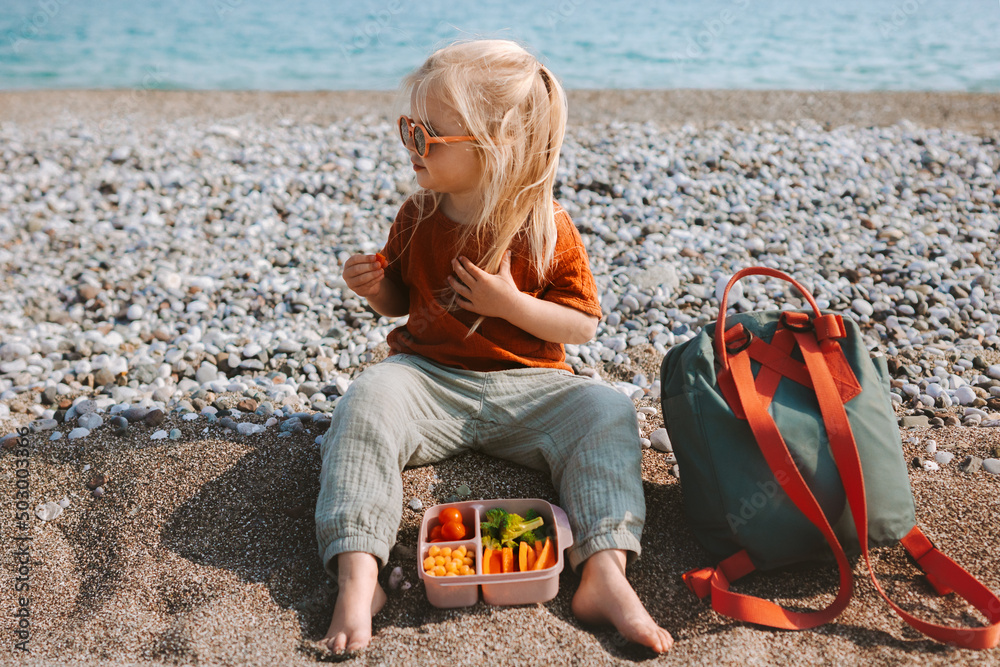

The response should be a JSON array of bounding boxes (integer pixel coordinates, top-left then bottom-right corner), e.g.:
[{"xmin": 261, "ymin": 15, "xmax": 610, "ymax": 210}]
[{"xmin": 315, "ymin": 38, "xmax": 673, "ymax": 656}]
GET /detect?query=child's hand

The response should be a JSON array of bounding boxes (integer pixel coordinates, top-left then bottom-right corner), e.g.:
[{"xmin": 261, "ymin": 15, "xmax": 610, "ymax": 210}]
[
  {"xmin": 343, "ymin": 254, "xmax": 385, "ymax": 298},
  {"xmin": 448, "ymin": 252, "xmax": 521, "ymax": 319}
]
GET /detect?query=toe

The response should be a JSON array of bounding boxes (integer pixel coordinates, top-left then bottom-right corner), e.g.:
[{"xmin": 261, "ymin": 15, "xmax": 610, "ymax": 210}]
[
  {"xmin": 346, "ymin": 634, "xmax": 370, "ymax": 653},
  {"xmin": 640, "ymin": 627, "xmax": 662, "ymax": 652},
  {"xmin": 328, "ymin": 632, "xmax": 348, "ymax": 653},
  {"xmin": 631, "ymin": 620, "xmax": 672, "ymax": 653}
]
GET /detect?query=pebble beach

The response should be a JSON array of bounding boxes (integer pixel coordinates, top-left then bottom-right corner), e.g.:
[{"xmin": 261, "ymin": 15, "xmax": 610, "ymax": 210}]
[{"xmin": 1, "ymin": 89, "xmax": 1000, "ymax": 666}]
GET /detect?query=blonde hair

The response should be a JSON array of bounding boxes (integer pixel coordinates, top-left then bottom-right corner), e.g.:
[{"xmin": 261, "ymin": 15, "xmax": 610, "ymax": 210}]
[{"xmin": 402, "ymin": 39, "xmax": 568, "ymax": 334}]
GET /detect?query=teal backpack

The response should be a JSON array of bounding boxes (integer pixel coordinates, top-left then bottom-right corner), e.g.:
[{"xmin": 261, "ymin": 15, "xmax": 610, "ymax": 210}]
[{"xmin": 659, "ymin": 267, "xmax": 1000, "ymax": 647}]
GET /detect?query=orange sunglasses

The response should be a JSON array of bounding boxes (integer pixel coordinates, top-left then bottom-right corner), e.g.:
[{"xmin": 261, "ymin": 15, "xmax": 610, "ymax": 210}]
[{"xmin": 398, "ymin": 115, "xmax": 476, "ymax": 158}]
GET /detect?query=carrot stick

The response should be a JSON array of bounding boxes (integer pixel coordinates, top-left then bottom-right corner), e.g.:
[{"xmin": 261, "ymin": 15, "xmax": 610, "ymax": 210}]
[
  {"xmin": 502, "ymin": 546, "xmax": 514, "ymax": 573},
  {"xmin": 490, "ymin": 550, "xmax": 503, "ymax": 575},
  {"xmin": 533, "ymin": 537, "xmax": 553, "ymax": 570},
  {"xmin": 542, "ymin": 541, "xmax": 557, "ymax": 569},
  {"xmin": 518, "ymin": 541, "xmax": 529, "ymax": 572},
  {"xmin": 483, "ymin": 548, "xmax": 493, "ymax": 574},
  {"xmin": 525, "ymin": 543, "xmax": 537, "ymax": 570}
]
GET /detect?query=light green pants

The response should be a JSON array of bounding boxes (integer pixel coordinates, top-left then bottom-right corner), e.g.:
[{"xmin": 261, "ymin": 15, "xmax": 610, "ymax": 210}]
[{"xmin": 315, "ymin": 353, "xmax": 644, "ymax": 575}]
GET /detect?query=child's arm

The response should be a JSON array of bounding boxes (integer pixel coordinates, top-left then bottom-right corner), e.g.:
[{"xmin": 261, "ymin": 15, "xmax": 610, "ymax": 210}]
[
  {"xmin": 448, "ymin": 253, "xmax": 598, "ymax": 344},
  {"xmin": 344, "ymin": 254, "xmax": 409, "ymax": 317},
  {"xmin": 505, "ymin": 292, "xmax": 599, "ymax": 344}
]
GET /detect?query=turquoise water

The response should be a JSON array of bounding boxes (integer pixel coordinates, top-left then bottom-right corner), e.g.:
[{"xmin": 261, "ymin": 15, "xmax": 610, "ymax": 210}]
[{"xmin": 1, "ymin": 0, "xmax": 998, "ymax": 91}]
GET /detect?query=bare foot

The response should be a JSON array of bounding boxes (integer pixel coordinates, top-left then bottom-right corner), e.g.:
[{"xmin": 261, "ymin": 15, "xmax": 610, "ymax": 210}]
[
  {"xmin": 571, "ymin": 549, "xmax": 674, "ymax": 653},
  {"xmin": 322, "ymin": 551, "xmax": 388, "ymax": 654}
]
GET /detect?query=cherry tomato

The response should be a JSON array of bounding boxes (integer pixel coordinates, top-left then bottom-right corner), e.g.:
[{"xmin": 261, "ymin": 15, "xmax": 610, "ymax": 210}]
[
  {"xmin": 440, "ymin": 521, "xmax": 466, "ymax": 541},
  {"xmin": 439, "ymin": 508, "xmax": 463, "ymax": 525},
  {"xmin": 429, "ymin": 525, "xmax": 443, "ymax": 542}
]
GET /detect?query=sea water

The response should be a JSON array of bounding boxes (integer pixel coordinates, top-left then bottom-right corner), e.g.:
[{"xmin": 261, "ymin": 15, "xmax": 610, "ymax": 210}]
[{"xmin": 1, "ymin": 0, "xmax": 998, "ymax": 90}]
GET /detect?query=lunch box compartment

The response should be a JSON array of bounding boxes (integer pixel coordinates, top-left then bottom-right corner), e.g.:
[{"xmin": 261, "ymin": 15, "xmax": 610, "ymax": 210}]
[{"xmin": 417, "ymin": 498, "xmax": 573, "ymax": 608}]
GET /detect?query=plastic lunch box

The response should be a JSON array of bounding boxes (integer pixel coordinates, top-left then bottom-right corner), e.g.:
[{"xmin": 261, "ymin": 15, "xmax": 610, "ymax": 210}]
[{"xmin": 417, "ymin": 498, "xmax": 573, "ymax": 608}]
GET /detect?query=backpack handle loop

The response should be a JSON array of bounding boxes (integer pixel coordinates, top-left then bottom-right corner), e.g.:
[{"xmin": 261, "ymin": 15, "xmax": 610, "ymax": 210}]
[{"xmin": 715, "ymin": 267, "xmax": 822, "ymax": 372}]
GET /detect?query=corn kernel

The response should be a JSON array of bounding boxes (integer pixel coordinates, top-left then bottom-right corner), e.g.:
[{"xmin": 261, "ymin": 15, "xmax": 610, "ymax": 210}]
[
  {"xmin": 455, "ymin": 545, "xmax": 466, "ymax": 557},
  {"xmin": 432, "ymin": 565, "xmax": 446, "ymax": 577},
  {"xmin": 423, "ymin": 556, "xmax": 435, "ymax": 570},
  {"xmin": 446, "ymin": 561, "xmax": 459, "ymax": 573},
  {"xmin": 463, "ymin": 556, "xmax": 473, "ymax": 566},
  {"xmin": 439, "ymin": 547, "xmax": 452, "ymax": 558},
  {"xmin": 428, "ymin": 545, "xmax": 440, "ymax": 557},
  {"xmin": 445, "ymin": 571, "xmax": 458, "ymax": 576}
]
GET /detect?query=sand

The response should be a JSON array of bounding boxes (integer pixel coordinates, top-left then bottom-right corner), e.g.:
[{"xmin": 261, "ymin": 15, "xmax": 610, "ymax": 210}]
[
  {"xmin": 2, "ymin": 89, "xmax": 1000, "ymax": 131},
  {"xmin": 2, "ymin": 90, "xmax": 1000, "ymax": 665},
  {"xmin": 3, "ymin": 344, "xmax": 1000, "ymax": 666}
]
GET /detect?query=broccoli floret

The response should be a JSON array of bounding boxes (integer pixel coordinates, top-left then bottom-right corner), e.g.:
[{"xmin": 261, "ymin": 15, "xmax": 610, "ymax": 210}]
[
  {"xmin": 481, "ymin": 507, "xmax": 547, "ymax": 550},
  {"xmin": 481, "ymin": 508, "xmax": 506, "ymax": 551},
  {"xmin": 483, "ymin": 508, "xmax": 506, "ymax": 529},
  {"xmin": 500, "ymin": 512, "xmax": 545, "ymax": 548},
  {"xmin": 522, "ymin": 509, "xmax": 548, "ymax": 542},
  {"xmin": 519, "ymin": 528, "xmax": 539, "ymax": 544}
]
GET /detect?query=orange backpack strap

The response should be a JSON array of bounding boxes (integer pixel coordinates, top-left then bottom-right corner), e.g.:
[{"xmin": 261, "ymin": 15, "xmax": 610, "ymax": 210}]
[
  {"xmin": 698, "ymin": 317, "xmax": 1000, "ymax": 647},
  {"xmin": 791, "ymin": 328, "xmax": 1000, "ymax": 648},
  {"xmin": 706, "ymin": 349, "xmax": 855, "ymax": 629}
]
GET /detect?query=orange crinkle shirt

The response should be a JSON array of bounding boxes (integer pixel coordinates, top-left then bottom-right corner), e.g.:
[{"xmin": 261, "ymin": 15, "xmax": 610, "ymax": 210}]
[{"xmin": 379, "ymin": 197, "xmax": 603, "ymax": 372}]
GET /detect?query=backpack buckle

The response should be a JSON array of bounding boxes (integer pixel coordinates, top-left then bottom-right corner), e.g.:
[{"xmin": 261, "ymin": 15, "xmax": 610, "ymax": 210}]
[
  {"xmin": 724, "ymin": 327, "xmax": 754, "ymax": 355},
  {"xmin": 780, "ymin": 311, "xmax": 814, "ymax": 332}
]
